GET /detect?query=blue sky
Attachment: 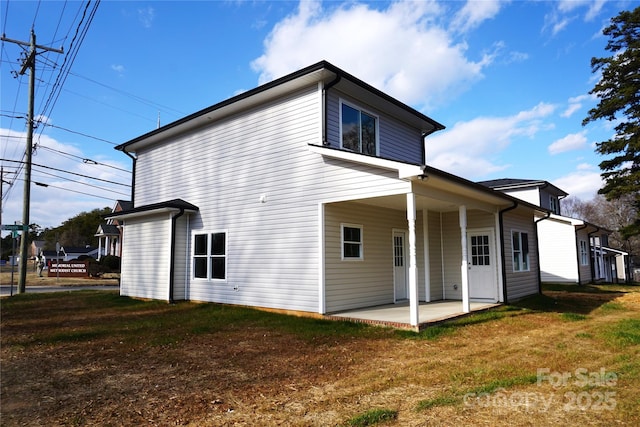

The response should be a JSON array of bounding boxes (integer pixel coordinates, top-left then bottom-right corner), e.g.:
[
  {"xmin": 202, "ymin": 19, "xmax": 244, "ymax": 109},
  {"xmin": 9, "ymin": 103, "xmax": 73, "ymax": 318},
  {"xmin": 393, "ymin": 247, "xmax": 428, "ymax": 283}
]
[{"xmin": 0, "ymin": 0, "xmax": 633, "ymax": 231}]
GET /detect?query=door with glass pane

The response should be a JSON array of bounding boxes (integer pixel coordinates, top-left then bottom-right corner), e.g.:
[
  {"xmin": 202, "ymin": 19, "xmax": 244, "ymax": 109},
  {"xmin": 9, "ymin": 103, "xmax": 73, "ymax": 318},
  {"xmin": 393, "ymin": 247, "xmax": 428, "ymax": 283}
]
[
  {"xmin": 467, "ymin": 229, "xmax": 497, "ymax": 300},
  {"xmin": 393, "ymin": 231, "xmax": 408, "ymax": 300}
]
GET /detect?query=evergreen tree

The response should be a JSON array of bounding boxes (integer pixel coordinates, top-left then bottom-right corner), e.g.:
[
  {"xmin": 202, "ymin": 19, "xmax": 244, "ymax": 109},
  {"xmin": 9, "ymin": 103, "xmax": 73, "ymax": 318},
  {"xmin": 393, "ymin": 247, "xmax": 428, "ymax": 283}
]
[{"xmin": 583, "ymin": 6, "xmax": 640, "ymax": 238}]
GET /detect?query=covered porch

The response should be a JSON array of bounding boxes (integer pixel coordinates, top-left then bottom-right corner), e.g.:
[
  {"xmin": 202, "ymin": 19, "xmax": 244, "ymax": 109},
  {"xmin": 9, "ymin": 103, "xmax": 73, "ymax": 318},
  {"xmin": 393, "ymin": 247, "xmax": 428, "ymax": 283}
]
[{"xmin": 326, "ymin": 300, "xmax": 500, "ymax": 331}]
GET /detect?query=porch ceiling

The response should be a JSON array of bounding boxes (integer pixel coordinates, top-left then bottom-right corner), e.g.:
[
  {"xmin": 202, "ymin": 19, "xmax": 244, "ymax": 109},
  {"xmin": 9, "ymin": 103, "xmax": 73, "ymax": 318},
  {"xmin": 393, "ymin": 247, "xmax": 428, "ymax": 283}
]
[
  {"xmin": 354, "ymin": 193, "xmax": 456, "ymax": 212},
  {"xmin": 349, "ymin": 174, "xmax": 512, "ymax": 213}
]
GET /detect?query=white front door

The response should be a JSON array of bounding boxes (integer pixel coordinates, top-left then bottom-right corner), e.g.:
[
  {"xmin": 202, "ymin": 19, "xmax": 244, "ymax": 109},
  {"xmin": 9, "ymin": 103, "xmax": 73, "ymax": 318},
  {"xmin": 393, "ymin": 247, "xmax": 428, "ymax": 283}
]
[
  {"xmin": 393, "ymin": 231, "xmax": 408, "ymax": 300},
  {"xmin": 467, "ymin": 229, "xmax": 497, "ymax": 301}
]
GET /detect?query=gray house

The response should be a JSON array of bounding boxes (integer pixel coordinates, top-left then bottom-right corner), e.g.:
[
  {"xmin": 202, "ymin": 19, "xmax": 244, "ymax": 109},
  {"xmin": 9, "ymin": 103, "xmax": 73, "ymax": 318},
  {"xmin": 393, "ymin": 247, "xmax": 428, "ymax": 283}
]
[{"xmin": 109, "ymin": 61, "xmax": 547, "ymax": 328}]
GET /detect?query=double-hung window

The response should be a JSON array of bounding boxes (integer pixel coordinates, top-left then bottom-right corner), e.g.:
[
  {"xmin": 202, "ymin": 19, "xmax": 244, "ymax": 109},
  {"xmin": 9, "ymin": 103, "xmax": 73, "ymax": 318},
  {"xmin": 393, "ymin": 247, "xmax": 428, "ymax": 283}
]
[
  {"xmin": 341, "ymin": 102, "xmax": 378, "ymax": 155},
  {"xmin": 194, "ymin": 232, "xmax": 227, "ymax": 280},
  {"xmin": 579, "ymin": 240, "xmax": 589, "ymax": 265},
  {"xmin": 342, "ymin": 224, "xmax": 363, "ymax": 260},
  {"xmin": 512, "ymin": 231, "xmax": 529, "ymax": 272}
]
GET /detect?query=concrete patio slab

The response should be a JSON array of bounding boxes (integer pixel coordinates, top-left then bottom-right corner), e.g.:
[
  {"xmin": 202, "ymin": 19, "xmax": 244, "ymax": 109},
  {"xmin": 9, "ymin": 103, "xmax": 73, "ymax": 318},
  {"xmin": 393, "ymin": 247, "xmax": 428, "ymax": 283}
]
[{"xmin": 326, "ymin": 300, "xmax": 500, "ymax": 331}]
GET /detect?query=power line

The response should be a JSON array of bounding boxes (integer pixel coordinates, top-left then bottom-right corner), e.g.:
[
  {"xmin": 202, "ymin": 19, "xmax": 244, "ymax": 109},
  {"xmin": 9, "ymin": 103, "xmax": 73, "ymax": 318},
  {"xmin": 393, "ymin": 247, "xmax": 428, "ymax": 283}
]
[
  {"xmin": 14, "ymin": 176, "xmax": 127, "ymax": 201},
  {"xmin": 37, "ymin": 0, "xmax": 100, "ymax": 140},
  {"xmin": 29, "ymin": 168, "xmax": 130, "ymax": 196},
  {"xmin": 36, "ymin": 145, "xmax": 131, "ymax": 173},
  {"xmin": 0, "ymin": 158, "xmax": 130, "ymax": 187}
]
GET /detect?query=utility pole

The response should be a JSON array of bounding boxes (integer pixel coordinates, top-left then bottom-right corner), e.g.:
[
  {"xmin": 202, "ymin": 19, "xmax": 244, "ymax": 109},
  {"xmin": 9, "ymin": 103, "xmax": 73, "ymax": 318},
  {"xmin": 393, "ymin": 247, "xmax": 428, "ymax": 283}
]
[{"xmin": 1, "ymin": 30, "xmax": 63, "ymax": 293}]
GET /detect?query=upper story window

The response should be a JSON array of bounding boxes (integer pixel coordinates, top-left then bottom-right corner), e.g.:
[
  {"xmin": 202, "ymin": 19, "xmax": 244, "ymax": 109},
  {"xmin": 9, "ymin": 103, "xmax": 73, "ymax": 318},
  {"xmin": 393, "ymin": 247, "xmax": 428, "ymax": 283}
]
[
  {"xmin": 341, "ymin": 102, "xmax": 378, "ymax": 156},
  {"xmin": 549, "ymin": 195, "xmax": 560, "ymax": 215}
]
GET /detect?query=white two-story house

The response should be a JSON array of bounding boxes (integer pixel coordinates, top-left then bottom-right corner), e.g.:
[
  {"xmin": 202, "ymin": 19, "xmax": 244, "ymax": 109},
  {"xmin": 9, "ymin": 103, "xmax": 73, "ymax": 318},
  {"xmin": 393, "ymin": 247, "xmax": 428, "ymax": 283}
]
[
  {"xmin": 480, "ymin": 178, "xmax": 629, "ymax": 284},
  {"xmin": 109, "ymin": 61, "xmax": 548, "ymax": 328}
]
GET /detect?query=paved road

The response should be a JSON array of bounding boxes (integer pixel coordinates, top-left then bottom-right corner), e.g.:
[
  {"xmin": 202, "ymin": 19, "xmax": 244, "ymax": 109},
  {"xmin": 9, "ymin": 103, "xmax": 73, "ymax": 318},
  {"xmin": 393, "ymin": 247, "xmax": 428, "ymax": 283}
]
[{"xmin": 1, "ymin": 284, "xmax": 119, "ymax": 297}]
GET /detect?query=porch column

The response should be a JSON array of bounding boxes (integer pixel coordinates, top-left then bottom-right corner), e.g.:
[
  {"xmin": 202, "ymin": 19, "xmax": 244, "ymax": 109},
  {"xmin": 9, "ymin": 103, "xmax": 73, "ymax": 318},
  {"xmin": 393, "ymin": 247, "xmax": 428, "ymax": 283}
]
[
  {"xmin": 407, "ymin": 192, "xmax": 419, "ymax": 326},
  {"xmin": 459, "ymin": 205, "xmax": 470, "ymax": 313},
  {"xmin": 97, "ymin": 237, "xmax": 103, "ymax": 261}
]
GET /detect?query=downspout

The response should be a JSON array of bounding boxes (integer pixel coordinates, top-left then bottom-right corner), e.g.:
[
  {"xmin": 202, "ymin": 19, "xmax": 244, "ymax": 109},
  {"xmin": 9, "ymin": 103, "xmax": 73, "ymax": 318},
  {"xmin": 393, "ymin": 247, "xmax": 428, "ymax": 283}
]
[
  {"xmin": 575, "ymin": 223, "xmax": 588, "ymax": 285},
  {"xmin": 322, "ymin": 74, "xmax": 341, "ymax": 146},
  {"xmin": 123, "ymin": 151, "xmax": 136, "ymax": 202},
  {"xmin": 534, "ymin": 212, "xmax": 551, "ymax": 293},
  {"xmin": 168, "ymin": 208, "xmax": 185, "ymax": 304},
  {"xmin": 588, "ymin": 226, "xmax": 601, "ymax": 283},
  {"xmin": 557, "ymin": 194, "xmax": 568, "ymax": 216},
  {"xmin": 498, "ymin": 201, "xmax": 518, "ymax": 303}
]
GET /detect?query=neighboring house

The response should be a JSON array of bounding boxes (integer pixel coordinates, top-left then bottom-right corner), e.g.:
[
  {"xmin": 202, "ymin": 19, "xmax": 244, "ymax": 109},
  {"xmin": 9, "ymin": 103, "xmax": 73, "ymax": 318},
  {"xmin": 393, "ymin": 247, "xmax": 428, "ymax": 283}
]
[
  {"xmin": 95, "ymin": 200, "xmax": 132, "ymax": 260},
  {"xmin": 30, "ymin": 240, "xmax": 45, "ymax": 258},
  {"xmin": 108, "ymin": 61, "xmax": 548, "ymax": 327},
  {"xmin": 43, "ymin": 246, "xmax": 99, "ymax": 262},
  {"xmin": 479, "ymin": 179, "xmax": 629, "ymax": 284},
  {"xmin": 478, "ymin": 179, "xmax": 567, "ymax": 215}
]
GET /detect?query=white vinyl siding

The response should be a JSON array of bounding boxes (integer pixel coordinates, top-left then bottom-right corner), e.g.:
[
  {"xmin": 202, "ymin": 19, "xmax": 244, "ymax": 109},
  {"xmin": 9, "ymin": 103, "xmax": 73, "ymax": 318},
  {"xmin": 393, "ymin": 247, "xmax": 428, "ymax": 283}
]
[
  {"xmin": 131, "ymin": 84, "xmax": 416, "ymax": 313},
  {"xmin": 440, "ymin": 212, "xmax": 463, "ymax": 300},
  {"xmin": 119, "ymin": 213, "xmax": 172, "ymax": 301},
  {"xmin": 172, "ymin": 216, "xmax": 189, "ymax": 300},
  {"xmin": 502, "ymin": 209, "xmax": 538, "ymax": 300},
  {"xmin": 426, "ymin": 212, "xmax": 444, "ymax": 300},
  {"xmin": 537, "ymin": 217, "xmax": 580, "ymax": 283},
  {"xmin": 325, "ymin": 202, "xmax": 409, "ymax": 312},
  {"xmin": 576, "ymin": 228, "xmax": 593, "ymax": 284}
]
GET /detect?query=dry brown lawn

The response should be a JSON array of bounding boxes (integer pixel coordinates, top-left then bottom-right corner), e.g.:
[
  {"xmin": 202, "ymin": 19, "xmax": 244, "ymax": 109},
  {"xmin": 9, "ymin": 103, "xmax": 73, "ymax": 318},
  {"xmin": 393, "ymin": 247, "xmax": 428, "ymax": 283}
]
[{"xmin": 1, "ymin": 281, "xmax": 639, "ymax": 426}]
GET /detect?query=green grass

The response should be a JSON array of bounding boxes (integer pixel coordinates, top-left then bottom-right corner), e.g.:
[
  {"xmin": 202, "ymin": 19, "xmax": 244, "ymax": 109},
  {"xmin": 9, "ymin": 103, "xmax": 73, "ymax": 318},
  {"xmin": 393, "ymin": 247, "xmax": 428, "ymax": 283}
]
[
  {"xmin": 466, "ymin": 374, "xmax": 539, "ymax": 394},
  {"xmin": 396, "ymin": 306, "xmax": 525, "ymax": 340},
  {"xmin": 603, "ymin": 318, "xmax": 640, "ymax": 347},
  {"xmin": 416, "ymin": 374, "xmax": 539, "ymax": 411},
  {"xmin": 416, "ymin": 395, "xmax": 460, "ymax": 411},
  {"xmin": 343, "ymin": 408, "xmax": 398, "ymax": 426},
  {"xmin": 560, "ymin": 312, "xmax": 588, "ymax": 321},
  {"xmin": 599, "ymin": 301, "xmax": 626, "ymax": 312},
  {"xmin": 0, "ymin": 292, "xmax": 391, "ymax": 349}
]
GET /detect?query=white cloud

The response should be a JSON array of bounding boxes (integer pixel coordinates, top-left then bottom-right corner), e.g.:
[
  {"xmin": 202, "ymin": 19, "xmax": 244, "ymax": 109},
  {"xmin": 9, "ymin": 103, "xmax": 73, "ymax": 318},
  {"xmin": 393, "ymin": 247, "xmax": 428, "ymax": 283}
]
[
  {"xmin": 552, "ymin": 167, "xmax": 602, "ymax": 201},
  {"xmin": 557, "ymin": 0, "xmax": 605, "ymax": 21},
  {"xmin": 561, "ymin": 94, "xmax": 593, "ymax": 118},
  {"xmin": 0, "ymin": 129, "xmax": 131, "ymax": 230},
  {"xmin": 426, "ymin": 102, "xmax": 556, "ymax": 178},
  {"xmin": 251, "ymin": 0, "xmax": 492, "ymax": 110},
  {"xmin": 544, "ymin": 0, "xmax": 606, "ymax": 36},
  {"xmin": 450, "ymin": 0, "xmax": 503, "ymax": 33},
  {"xmin": 138, "ymin": 6, "xmax": 155, "ymax": 29},
  {"xmin": 111, "ymin": 64, "xmax": 125, "ymax": 75},
  {"xmin": 548, "ymin": 131, "xmax": 588, "ymax": 154}
]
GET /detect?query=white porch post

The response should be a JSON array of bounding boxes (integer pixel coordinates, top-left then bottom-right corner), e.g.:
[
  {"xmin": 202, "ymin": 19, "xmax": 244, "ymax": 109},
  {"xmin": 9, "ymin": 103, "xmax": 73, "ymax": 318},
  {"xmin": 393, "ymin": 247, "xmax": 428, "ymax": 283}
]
[
  {"xmin": 407, "ymin": 192, "xmax": 419, "ymax": 326},
  {"xmin": 459, "ymin": 205, "xmax": 470, "ymax": 313},
  {"xmin": 97, "ymin": 237, "xmax": 103, "ymax": 261}
]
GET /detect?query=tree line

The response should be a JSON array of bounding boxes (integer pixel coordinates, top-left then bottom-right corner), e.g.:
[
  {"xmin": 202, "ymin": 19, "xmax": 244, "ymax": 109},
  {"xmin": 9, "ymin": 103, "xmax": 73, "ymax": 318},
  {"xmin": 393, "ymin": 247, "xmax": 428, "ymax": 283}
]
[{"xmin": 1, "ymin": 207, "xmax": 111, "ymax": 260}]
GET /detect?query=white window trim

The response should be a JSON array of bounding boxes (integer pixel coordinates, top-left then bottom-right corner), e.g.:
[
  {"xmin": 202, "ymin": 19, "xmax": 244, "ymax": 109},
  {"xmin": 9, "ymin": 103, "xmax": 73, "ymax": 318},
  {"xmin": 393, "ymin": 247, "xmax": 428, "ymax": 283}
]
[
  {"xmin": 192, "ymin": 230, "xmax": 228, "ymax": 282},
  {"xmin": 341, "ymin": 223, "xmax": 363, "ymax": 261},
  {"xmin": 338, "ymin": 98, "xmax": 379, "ymax": 156},
  {"xmin": 579, "ymin": 240, "xmax": 589, "ymax": 266},
  {"xmin": 511, "ymin": 230, "xmax": 530, "ymax": 272}
]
